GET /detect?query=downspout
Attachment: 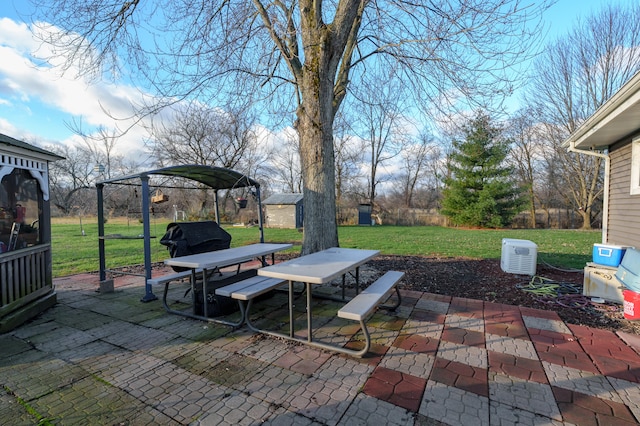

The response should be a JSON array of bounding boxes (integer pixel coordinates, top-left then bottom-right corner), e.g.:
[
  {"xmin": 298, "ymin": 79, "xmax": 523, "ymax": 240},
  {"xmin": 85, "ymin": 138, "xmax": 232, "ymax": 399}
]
[{"xmin": 567, "ymin": 142, "xmax": 610, "ymax": 243}]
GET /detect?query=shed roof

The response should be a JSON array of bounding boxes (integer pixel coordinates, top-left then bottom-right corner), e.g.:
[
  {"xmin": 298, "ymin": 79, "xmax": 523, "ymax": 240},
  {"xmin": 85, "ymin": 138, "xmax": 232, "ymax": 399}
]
[
  {"xmin": 97, "ymin": 164, "xmax": 259, "ymax": 190},
  {"xmin": 263, "ymin": 193, "xmax": 303, "ymax": 205}
]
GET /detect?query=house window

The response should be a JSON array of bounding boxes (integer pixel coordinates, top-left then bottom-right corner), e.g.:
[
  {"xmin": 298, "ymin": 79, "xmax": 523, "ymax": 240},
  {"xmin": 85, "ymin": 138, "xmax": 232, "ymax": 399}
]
[
  {"xmin": 632, "ymin": 138, "xmax": 640, "ymax": 195},
  {"xmin": 633, "ymin": 139, "xmax": 640, "ymax": 194}
]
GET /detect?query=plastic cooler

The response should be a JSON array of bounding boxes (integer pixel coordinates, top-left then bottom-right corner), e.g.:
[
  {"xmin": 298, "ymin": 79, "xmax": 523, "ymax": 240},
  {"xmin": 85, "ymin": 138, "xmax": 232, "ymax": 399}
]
[
  {"xmin": 623, "ymin": 290, "xmax": 640, "ymax": 320},
  {"xmin": 616, "ymin": 247, "xmax": 640, "ymax": 293},
  {"xmin": 592, "ymin": 244, "xmax": 627, "ymax": 267},
  {"xmin": 583, "ymin": 264, "xmax": 624, "ymax": 303}
]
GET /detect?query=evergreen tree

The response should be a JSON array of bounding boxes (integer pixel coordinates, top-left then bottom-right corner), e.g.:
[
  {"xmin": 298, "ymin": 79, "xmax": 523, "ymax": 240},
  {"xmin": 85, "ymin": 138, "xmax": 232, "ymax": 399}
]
[{"xmin": 441, "ymin": 112, "xmax": 525, "ymax": 228}]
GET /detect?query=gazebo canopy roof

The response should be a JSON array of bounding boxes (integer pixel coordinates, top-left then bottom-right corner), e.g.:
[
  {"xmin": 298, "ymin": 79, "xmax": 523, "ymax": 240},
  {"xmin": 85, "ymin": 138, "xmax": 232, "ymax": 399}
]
[{"xmin": 98, "ymin": 165, "xmax": 259, "ymax": 190}]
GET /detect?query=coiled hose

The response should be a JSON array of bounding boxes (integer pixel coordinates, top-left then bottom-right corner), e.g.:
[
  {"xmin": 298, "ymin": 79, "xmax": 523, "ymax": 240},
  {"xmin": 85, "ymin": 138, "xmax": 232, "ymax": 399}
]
[{"xmin": 517, "ymin": 275, "xmax": 591, "ymax": 308}]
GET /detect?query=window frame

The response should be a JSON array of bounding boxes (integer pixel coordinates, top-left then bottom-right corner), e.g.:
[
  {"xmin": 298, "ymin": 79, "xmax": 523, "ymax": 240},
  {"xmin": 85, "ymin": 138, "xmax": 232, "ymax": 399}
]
[{"xmin": 631, "ymin": 137, "xmax": 640, "ymax": 195}]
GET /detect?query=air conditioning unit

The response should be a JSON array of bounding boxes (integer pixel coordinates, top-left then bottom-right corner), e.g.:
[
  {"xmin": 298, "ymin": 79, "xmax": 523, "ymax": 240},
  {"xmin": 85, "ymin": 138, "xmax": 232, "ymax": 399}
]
[{"xmin": 501, "ymin": 238, "xmax": 537, "ymax": 275}]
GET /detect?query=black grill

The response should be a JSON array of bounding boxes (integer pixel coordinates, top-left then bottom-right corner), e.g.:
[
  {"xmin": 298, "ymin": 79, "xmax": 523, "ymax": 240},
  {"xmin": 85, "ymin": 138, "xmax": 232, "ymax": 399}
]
[{"xmin": 159, "ymin": 221, "xmax": 232, "ymax": 272}]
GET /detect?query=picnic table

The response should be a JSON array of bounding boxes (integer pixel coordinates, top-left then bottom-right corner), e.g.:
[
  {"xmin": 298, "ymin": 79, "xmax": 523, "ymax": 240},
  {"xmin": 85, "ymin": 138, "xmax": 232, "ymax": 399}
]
[
  {"xmin": 253, "ymin": 247, "xmax": 402, "ymax": 356},
  {"xmin": 158, "ymin": 243, "xmax": 292, "ymax": 323}
]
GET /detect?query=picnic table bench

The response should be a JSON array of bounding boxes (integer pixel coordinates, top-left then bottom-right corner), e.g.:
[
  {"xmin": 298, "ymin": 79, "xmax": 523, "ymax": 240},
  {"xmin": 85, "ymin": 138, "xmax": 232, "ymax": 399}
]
[
  {"xmin": 147, "ymin": 269, "xmax": 201, "ymax": 287},
  {"xmin": 214, "ymin": 275, "xmax": 288, "ymax": 326},
  {"xmin": 338, "ymin": 270, "xmax": 404, "ymax": 356}
]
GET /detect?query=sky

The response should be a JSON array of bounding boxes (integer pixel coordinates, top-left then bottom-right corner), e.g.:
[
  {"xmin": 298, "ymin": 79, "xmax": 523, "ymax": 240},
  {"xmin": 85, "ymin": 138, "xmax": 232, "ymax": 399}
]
[{"xmin": 0, "ymin": 0, "xmax": 619, "ymax": 159}]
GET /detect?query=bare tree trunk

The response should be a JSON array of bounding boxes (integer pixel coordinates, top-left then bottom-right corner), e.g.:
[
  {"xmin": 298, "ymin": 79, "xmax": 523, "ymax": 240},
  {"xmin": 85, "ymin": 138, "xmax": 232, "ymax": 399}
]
[
  {"xmin": 579, "ymin": 209, "xmax": 591, "ymax": 229},
  {"xmin": 528, "ymin": 185, "xmax": 537, "ymax": 229},
  {"xmin": 291, "ymin": 0, "xmax": 363, "ymax": 254},
  {"xmin": 296, "ymin": 73, "xmax": 339, "ymax": 254}
]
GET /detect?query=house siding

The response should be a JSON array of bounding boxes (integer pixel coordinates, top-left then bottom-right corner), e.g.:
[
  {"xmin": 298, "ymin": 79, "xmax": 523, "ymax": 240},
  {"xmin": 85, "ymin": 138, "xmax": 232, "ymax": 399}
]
[{"xmin": 607, "ymin": 140, "xmax": 640, "ymax": 247}]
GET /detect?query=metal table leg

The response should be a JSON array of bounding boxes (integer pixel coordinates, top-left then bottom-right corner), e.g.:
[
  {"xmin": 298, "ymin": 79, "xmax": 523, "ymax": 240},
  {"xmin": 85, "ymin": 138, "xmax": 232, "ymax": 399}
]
[
  {"xmin": 307, "ymin": 282, "xmax": 312, "ymax": 342},
  {"xmin": 289, "ymin": 280, "xmax": 294, "ymax": 337}
]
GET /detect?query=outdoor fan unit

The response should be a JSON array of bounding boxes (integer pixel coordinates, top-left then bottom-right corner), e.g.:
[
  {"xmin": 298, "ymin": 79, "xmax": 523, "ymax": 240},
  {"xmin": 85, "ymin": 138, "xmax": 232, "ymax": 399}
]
[{"xmin": 501, "ymin": 238, "xmax": 537, "ymax": 275}]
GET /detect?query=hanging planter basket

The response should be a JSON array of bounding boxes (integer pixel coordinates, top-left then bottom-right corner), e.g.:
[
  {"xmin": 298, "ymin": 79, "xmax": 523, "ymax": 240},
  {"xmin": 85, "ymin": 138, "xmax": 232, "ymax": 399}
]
[
  {"xmin": 151, "ymin": 189, "xmax": 169, "ymax": 204},
  {"xmin": 236, "ymin": 197, "xmax": 248, "ymax": 209}
]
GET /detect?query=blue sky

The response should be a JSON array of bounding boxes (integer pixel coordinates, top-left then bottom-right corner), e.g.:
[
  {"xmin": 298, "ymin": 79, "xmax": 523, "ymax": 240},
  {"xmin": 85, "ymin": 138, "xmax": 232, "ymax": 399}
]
[{"xmin": 0, "ymin": 0, "xmax": 619, "ymax": 155}]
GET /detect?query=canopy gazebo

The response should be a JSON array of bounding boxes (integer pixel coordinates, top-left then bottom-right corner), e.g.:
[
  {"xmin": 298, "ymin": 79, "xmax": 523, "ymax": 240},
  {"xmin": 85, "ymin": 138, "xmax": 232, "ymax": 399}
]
[{"xmin": 96, "ymin": 165, "xmax": 264, "ymax": 302}]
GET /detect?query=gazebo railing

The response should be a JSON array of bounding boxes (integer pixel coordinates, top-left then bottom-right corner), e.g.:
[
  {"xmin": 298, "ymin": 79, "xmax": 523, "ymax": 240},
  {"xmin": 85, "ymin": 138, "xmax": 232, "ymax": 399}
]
[{"xmin": 0, "ymin": 244, "xmax": 52, "ymax": 317}]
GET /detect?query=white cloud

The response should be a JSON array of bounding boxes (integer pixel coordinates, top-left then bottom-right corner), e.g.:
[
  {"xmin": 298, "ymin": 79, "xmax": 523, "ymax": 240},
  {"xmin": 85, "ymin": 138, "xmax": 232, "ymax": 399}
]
[
  {"xmin": 0, "ymin": 17, "xmax": 155, "ymax": 158},
  {"xmin": 0, "ymin": 116, "xmax": 18, "ymax": 135},
  {"xmin": 254, "ymin": 124, "xmax": 296, "ymax": 151},
  {"xmin": 0, "ymin": 18, "xmax": 38, "ymax": 53}
]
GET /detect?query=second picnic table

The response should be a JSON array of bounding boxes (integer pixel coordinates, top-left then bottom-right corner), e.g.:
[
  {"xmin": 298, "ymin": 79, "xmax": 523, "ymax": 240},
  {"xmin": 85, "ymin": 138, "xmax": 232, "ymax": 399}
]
[{"xmin": 255, "ymin": 247, "xmax": 381, "ymax": 352}]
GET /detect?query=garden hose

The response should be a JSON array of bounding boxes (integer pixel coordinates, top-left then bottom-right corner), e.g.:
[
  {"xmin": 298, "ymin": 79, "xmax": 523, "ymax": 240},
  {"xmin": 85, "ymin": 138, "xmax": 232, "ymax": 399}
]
[{"xmin": 517, "ymin": 275, "xmax": 588, "ymax": 308}]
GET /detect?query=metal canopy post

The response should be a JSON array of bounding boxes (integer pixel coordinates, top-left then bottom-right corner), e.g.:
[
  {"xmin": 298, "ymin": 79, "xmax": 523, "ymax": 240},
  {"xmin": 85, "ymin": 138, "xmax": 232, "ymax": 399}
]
[
  {"xmin": 97, "ymin": 183, "xmax": 106, "ymax": 282},
  {"xmin": 140, "ymin": 174, "xmax": 157, "ymax": 302},
  {"xmin": 255, "ymin": 185, "xmax": 265, "ymax": 243},
  {"xmin": 214, "ymin": 189, "xmax": 220, "ymax": 223}
]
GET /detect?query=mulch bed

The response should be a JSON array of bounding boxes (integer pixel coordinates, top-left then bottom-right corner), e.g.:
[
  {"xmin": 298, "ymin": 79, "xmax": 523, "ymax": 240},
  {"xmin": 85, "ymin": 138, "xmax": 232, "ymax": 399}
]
[{"xmin": 367, "ymin": 254, "xmax": 638, "ymax": 335}]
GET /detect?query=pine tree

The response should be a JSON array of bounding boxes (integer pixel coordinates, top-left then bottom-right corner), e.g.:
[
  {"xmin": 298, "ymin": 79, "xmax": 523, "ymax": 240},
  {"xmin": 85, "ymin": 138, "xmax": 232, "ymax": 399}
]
[{"xmin": 441, "ymin": 112, "xmax": 525, "ymax": 228}]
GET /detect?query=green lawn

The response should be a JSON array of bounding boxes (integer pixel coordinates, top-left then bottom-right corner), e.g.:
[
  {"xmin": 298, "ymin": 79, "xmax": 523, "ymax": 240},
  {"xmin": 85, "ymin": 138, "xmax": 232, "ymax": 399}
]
[{"xmin": 51, "ymin": 218, "xmax": 600, "ymax": 277}]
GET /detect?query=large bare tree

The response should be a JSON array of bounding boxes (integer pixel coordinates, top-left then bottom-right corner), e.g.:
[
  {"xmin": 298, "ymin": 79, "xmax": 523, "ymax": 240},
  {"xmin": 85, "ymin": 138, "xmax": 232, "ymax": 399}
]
[
  {"xmin": 45, "ymin": 127, "xmax": 137, "ymax": 215},
  {"xmin": 396, "ymin": 131, "xmax": 437, "ymax": 209},
  {"xmin": 526, "ymin": 2, "xmax": 640, "ymax": 229},
  {"xmin": 31, "ymin": 0, "xmax": 550, "ymax": 253},
  {"xmin": 506, "ymin": 108, "xmax": 546, "ymax": 228},
  {"xmin": 149, "ymin": 101, "xmax": 265, "ymax": 216},
  {"xmin": 349, "ymin": 70, "xmax": 408, "ymax": 212},
  {"xmin": 151, "ymin": 102, "xmax": 259, "ymax": 171},
  {"xmin": 45, "ymin": 144, "xmax": 94, "ymax": 215}
]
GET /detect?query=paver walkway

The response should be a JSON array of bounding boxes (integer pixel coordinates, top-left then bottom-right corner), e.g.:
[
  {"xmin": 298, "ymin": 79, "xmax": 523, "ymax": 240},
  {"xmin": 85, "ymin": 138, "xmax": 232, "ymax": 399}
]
[{"xmin": 1, "ymin": 269, "xmax": 640, "ymax": 425}]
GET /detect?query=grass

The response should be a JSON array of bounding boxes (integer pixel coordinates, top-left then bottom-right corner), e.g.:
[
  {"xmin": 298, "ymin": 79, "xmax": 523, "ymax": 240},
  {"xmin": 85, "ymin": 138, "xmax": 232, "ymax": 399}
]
[
  {"xmin": 4, "ymin": 386, "xmax": 54, "ymax": 426},
  {"xmin": 50, "ymin": 217, "xmax": 601, "ymax": 278}
]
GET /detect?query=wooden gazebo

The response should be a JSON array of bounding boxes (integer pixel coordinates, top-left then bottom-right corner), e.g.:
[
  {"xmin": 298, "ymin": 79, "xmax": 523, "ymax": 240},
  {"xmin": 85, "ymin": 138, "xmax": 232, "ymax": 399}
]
[{"xmin": 0, "ymin": 133, "xmax": 63, "ymax": 332}]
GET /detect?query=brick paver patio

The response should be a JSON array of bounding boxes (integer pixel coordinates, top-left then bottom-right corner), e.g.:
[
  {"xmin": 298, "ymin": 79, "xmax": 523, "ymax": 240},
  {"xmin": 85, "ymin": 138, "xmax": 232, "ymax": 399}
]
[{"xmin": 1, "ymin": 267, "xmax": 640, "ymax": 425}]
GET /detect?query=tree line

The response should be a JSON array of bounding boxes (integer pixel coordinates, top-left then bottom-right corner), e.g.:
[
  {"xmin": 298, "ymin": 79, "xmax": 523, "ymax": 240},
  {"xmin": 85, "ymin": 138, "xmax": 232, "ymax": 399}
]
[{"xmin": 32, "ymin": 1, "xmax": 640, "ymax": 242}]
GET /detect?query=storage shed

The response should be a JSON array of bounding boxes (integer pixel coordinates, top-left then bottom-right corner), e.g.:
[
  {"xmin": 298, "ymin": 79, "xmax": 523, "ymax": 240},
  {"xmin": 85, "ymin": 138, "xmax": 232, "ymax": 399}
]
[{"xmin": 263, "ymin": 193, "xmax": 303, "ymax": 229}]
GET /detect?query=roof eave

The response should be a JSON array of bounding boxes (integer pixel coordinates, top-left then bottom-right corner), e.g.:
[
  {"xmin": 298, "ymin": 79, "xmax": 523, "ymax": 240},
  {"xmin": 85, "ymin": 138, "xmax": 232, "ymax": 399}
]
[{"xmin": 563, "ymin": 71, "xmax": 640, "ymax": 151}]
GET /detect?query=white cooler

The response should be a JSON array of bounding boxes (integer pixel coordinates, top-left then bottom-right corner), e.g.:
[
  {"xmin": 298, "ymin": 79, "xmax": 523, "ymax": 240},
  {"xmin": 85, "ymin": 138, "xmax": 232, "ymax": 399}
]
[{"xmin": 583, "ymin": 262, "xmax": 624, "ymax": 303}]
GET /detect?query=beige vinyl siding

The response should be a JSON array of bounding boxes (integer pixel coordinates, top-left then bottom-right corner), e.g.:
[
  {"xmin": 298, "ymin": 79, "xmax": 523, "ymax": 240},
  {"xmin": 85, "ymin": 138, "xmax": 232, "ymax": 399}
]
[{"xmin": 607, "ymin": 141, "xmax": 640, "ymax": 247}]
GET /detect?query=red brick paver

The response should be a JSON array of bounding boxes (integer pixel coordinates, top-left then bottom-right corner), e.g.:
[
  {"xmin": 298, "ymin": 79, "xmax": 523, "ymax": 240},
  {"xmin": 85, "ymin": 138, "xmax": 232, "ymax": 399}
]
[
  {"xmin": 363, "ymin": 366, "xmax": 426, "ymax": 412},
  {"xmin": 552, "ymin": 386, "xmax": 638, "ymax": 426}
]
